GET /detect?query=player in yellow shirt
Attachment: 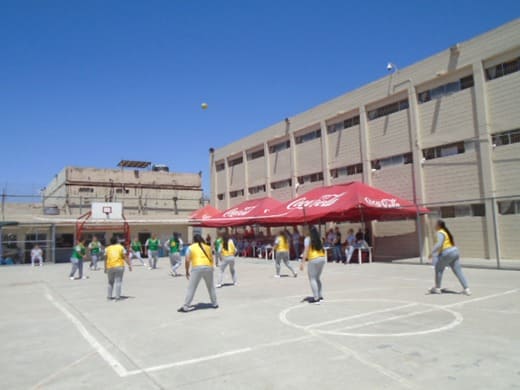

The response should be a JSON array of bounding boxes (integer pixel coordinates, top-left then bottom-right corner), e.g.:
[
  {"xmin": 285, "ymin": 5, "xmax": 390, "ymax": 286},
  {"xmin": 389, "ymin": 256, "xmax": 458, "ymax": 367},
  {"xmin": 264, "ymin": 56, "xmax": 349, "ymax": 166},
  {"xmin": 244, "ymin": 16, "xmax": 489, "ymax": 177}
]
[
  {"xmin": 300, "ymin": 225, "xmax": 326, "ymax": 304},
  {"xmin": 178, "ymin": 234, "xmax": 218, "ymax": 312},
  {"xmin": 217, "ymin": 231, "xmax": 237, "ymax": 288},
  {"xmin": 428, "ymin": 220, "xmax": 471, "ymax": 295},
  {"xmin": 104, "ymin": 236, "xmax": 132, "ymax": 301},
  {"xmin": 273, "ymin": 230, "xmax": 297, "ymax": 278}
]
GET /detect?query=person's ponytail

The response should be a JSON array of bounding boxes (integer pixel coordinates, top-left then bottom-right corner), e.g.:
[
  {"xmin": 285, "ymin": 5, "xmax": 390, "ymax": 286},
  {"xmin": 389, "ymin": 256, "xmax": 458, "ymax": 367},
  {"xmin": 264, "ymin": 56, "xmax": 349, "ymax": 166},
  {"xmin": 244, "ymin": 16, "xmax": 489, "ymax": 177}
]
[{"xmin": 438, "ymin": 220, "xmax": 455, "ymax": 245}]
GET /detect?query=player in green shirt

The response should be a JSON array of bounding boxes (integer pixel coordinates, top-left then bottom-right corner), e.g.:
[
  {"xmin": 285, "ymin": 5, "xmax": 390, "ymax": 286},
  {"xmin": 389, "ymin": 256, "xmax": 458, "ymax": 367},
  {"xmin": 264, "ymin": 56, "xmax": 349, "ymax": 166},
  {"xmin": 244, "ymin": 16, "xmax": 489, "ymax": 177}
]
[
  {"xmin": 69, "ymin": 238, "xmax": 87, "ymax": 280},
  {"xmin": 88, "ymin": 236, "xmax": 103, "ymax": 271},
  {"xmin": 214, "ymin": 233, "xmax": 223, "ymax": 266},
  {"xmin": 145, "ymin": 234, "xmax": 161, "ymax": 270},
  {"xmin": 130, "ymin": 237, "xmax": 146, "ymax": 266},
  {"xmin": 164, "ymin": 232, "xmax": 183, "ymax": 276}
]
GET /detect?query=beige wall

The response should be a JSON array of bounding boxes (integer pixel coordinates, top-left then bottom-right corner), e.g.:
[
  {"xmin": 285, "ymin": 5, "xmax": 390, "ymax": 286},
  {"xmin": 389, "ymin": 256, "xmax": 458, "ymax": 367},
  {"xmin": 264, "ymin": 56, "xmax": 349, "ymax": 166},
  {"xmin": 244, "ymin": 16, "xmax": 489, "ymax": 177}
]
[
  {"xmin": 210, "ymin": 19, "xmax": 520, "ymax": 260},
  {"xmin": 419, "ymin": 88, "xmax": 477, "ymax": 148},
  {"xmin": 42, "ymin": 166, "xmax": 202, "ymax": 217}
]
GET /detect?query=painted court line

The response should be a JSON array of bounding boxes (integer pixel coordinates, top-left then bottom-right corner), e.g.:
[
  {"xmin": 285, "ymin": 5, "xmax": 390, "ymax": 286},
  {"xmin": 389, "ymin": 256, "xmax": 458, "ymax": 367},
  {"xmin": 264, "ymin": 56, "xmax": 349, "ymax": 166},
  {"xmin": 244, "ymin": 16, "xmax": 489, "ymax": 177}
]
[
  {"xmin": 125, "ymin": 335, "xmax": 312, "ymax": 376},
  {"xmin": 309, "ymin": 331, "xmax": 414, "ymax": 388},
  {"xmin": 30, "ymin": 350, "xmax": 96, "ymax": 390},
  {"xmin": 45, "ymin": 292, "xmax": 128, "ymax": 377},
  {"xmin": 45, "ymin": 288, "xmax": 520, "ymax": 379},
  {"xmin": 305, "ymin": 303, "xmax": 418, "ymax": 330},
  {"xmin": 125, "ymin": 348, "xmax": 252, "ymax": 376},
  {"xmin": 334, "ymin": 307, "xmax": 441, "ymax": 332},
  {"xmin": 442, "ymin": 288, "xmax": 519, "ymax": 308}
]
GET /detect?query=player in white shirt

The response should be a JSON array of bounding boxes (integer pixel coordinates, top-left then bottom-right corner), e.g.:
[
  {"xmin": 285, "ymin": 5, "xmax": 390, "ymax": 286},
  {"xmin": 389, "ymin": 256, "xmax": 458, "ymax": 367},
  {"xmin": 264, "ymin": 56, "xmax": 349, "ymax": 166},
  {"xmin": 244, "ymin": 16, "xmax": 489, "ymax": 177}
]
[{"xmin": 31, "ymin": 244, "xmax": 43, "ymax": 267}]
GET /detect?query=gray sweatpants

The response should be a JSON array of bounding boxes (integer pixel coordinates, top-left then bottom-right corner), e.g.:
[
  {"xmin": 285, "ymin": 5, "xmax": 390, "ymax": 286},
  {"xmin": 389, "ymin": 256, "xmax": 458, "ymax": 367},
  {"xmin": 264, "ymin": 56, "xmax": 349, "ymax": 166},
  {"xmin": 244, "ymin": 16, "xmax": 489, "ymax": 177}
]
[
  {"xmin": 275, "ymin": 251, "xmax": 296, "ymax": 276},
  {"xmin": 435, "ymin": 247, "xmax": 468, "ymax": 289},
  {"xmin": 307, "ymin": 258, "xmax": 326, "ymax": 300},
  {"xmin": 90, "ymin": 254, "xmax": 100, "ymax": 270},
  {"xmin": 218, "ymin": 256, "xmax": 237, "ymax": 285},
  {"xmin": 170, "ymin": 252, "xmax": 182, "ymax": 274},
  {"xmin": 69, "ymin": 259, "xmax": 83, "ymax": 278},
  {"xmin": 183, "ymin": 266, "xmax": 217, "ymax": 308},
  {"xmin": 107, "ymin": 267, "xmax": 125, "ymax": 299},
  {"xmin": 148, "ymin": 250, "xmax": 159, "ymax": 269},
  {"xmin": 131, "ymin": 251, "xmax": 146, "ymax": 265}
]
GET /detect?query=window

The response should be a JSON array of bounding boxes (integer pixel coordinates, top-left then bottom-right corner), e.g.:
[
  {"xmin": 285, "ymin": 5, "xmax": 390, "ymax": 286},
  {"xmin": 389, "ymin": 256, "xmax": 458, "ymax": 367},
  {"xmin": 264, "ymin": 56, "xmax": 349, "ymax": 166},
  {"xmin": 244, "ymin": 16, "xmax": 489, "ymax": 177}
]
[
  {"xmin": 367, "ymin": 99, "xmax": 409, "ymax": 121},
  {"xmin": 436, "ymin": 203, "xmax": 486, "ymax": 218},
  {"xmin": 498, "ymin": 200, "xmax": 520, "ymax": 215},
  {"xmin": 371, "ymin": 153, "xmax": 413, "ymax": 170},
  {"xmin": 460, "ymin": 75, "xmax": 474, "ymax": 90},
  {"xmin": 327, "ymin": 115, "xmax": 360, "ymax": 134},
  {"xmin": 248, "ymin": 184, "xmax": 266, "ymax": 195},
  {"xmin": 330, "ymin": 163, "xmax": 363, "ymax": 178},
  {"xmin": 230, "ymin": 189, "xmax": 244, "ymax": 198},
  {"xmin": 269, "ymin": 140, "xmax": 290, "ymax": 153},
  {"xmin": 471, "ymin": 204, "xmax": 486, "ymax": 217},
  {"xmin": 216, "ymin": 162, "xmax": 225, "ymax": 172},
  {"xmin": 271, "ymin": 179, "xmax": 292, "ymax": 190},
  {"xmin": 492, "ymin": 129, "xmax": 520, "ymax": 147},
  {"xmin": 486, "ymin": 57, "xmax": 520, "ymax": 80},
  {"xmin": 417, "ymin": 75, "xmax": 474, "ymax": 104},
  {"xmin": 423, "ymin": 141, "xmax": 466, "ymax": 160},
  {"xmin": 228, "ymin": 156, "xmax": 243, "ymax": 167},
  {"xmin": 295, "ymin": 129, "xmax": 321, "ymax": 144},
  {"xmin": 217, "ymin": 193, "xmax": 225, "ymax": 201},
  {"xmin": 247, "ymin": 149, "xmax": 265, "ymax": 161},
  {"xmin": 297, "ymin": 172, "xmax": 324, "ymax": 185},
  {"xmin": 403, "ymin": 153, "xmax": 413, "ymax": 164},
  {"xmin": 78, "ymin": 187, "xmax": 94, "ymax": 193},
  {"xmin": 115, "ymin": 189, "xmax": 129, "ymax": 194}
]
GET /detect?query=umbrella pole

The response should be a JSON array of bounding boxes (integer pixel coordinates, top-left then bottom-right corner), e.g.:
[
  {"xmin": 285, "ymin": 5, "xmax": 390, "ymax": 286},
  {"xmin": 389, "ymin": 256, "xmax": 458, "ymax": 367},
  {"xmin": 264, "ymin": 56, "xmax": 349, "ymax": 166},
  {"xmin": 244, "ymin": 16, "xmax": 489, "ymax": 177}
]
[{"xmin": 416, "ymin": 208, "xmax": 424, "ymax": 264}]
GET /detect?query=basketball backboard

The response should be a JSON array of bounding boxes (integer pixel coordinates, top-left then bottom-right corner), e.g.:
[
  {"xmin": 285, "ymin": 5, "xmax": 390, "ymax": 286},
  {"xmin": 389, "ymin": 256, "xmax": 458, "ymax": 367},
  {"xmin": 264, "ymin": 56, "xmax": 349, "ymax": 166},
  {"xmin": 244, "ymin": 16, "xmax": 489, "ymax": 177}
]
[{"xmin": 91, "ymin": 202, "xmax": 123, "ymax": 220}]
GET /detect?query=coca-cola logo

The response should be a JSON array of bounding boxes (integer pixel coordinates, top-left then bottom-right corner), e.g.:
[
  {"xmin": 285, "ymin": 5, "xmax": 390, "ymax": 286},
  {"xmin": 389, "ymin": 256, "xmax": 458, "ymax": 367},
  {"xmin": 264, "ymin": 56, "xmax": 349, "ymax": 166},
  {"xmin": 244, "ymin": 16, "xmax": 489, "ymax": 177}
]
[
  {"xmin": 287, "ymin": 193, "xmax": 346, "ymax": 210},
  {"xmin": 201, "ymin": 214, "xmax": 212, "ymax": 220},
  {"xmin": 223, "ymin": 206, "xmax": 257, "ymax": 218},
  {"xmin": 364, "ymin": 197, "xmax": 401, "ymax": 208}
]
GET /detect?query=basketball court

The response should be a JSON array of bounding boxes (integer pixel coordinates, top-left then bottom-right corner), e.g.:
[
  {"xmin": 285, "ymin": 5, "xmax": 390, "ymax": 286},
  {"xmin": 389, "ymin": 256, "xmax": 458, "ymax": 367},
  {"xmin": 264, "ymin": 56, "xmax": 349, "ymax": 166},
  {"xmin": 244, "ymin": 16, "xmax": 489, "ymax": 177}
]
[{"xmin": 1, "ymin": 258, "xmax": 519, "ymax": 389}]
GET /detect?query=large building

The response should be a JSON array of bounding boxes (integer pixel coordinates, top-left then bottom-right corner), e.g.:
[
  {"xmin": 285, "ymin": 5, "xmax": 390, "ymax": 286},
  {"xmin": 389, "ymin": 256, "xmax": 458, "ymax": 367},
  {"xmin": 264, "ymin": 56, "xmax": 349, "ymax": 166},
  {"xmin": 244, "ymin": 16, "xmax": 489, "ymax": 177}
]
[
  {"xmin": 1, "ymin": 162, "xmax": 204, "ymax": 263},
  {"xmin": 210, "ymin": 19, "xmax": 520, "ymax": 260}
]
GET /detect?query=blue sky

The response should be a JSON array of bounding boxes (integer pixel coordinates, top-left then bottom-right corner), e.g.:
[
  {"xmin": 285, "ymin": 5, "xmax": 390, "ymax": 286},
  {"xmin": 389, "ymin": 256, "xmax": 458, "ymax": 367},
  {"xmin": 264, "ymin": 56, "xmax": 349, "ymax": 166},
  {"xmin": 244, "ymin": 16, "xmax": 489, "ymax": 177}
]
[{"xmin": 1, "ymin": 0, "xmax": 519, "ymax": 197}]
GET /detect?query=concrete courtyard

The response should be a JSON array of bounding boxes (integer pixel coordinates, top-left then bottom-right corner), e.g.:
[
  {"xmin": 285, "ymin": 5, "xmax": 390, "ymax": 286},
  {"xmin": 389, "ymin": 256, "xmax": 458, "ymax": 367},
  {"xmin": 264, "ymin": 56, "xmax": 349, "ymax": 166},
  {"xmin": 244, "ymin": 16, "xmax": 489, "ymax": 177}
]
[{"xmin": 1, "ymin": 257, "xmax": 519, "ymax": 389}]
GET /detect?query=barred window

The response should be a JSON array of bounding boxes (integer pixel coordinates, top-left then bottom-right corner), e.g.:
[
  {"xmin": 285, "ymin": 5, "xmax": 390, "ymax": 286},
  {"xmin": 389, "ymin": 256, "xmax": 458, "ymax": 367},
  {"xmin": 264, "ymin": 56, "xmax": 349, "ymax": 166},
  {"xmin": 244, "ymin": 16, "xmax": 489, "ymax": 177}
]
[{"xmin": 417, "ymin": 75, "xmax": 474, "ymax": 104}]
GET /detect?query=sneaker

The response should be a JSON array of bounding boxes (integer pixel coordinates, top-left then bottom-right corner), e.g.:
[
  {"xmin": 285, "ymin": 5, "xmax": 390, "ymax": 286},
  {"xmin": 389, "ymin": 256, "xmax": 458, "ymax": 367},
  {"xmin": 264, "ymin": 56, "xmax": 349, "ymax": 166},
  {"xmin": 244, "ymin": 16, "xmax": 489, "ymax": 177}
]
[
  {"xmin": 429, "ymin": 287, "xmax": 442, "ymax": 294},
  {"xmin": 312, "ymin": 298, "xmax": 321, "ymax": 305},
  {"xmin": 233, "ymin": 282, "xmax": 238, "ymax": 286},
  {"xmin": 274, "ymin": 275, "xmax": 281, "ymax": 278},
  {"xmin": 177, "ymin": 307, "xmax": 190, "ymax": 313},
  {"xmin": 69, "ymin": 276, "xmax": 75, "ymax": 280},
  {"xmin": 462, "ymin": 288, "xmax": 472, "ymax": 296},
  {"xmin": 148, "ymin": 266, "xmax": 152, "ymax": 270},
  {"xmin": 81, "ymin": 276, "xmax": 88, "ymax": 280},
  {"xmin": 216, "ymin": 284, "xmax": 222, "ymax": 288},
  {"xmin": 319, "ymin": 296, "xmax": 324, "ymax": 301},
  {"xmin": 293, "ymin": 273, "xmax": 298, "ymax": 278},
  {"xmin": 212, "ymin": 304, "xmax": 219, "ymax": 309}
]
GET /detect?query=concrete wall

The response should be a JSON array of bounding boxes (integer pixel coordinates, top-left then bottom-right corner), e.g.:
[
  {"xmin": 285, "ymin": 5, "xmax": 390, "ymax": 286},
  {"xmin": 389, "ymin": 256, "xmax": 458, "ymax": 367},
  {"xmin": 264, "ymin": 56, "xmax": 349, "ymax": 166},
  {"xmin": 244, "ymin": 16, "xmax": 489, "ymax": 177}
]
[{"xmin": 210, "ymin": 20, "xmax": 520, "ymax": 260}]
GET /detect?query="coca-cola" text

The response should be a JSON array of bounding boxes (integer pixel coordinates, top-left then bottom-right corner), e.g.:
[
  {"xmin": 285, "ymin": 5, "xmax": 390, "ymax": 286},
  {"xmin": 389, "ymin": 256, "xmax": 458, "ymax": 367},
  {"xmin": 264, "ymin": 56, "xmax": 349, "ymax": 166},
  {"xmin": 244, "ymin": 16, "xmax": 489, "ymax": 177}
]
[
  {"xmin": 364, "ymin": 197, "xmax": 401, "ymax": 208},
  {"xmin": 286, "ymin": 193, "xmax": 346, "ymax": 210}
]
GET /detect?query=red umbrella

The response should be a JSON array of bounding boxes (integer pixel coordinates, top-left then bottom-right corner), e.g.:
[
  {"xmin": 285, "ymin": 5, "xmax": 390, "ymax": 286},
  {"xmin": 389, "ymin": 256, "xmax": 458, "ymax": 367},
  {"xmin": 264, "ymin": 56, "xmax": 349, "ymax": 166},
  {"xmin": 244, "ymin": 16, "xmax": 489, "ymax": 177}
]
[
  {"xmin": 200, "ymin": 197, "xmax": 283, "ymax": 227},
  {"xmin": 189, "ymin": 204, "xmax": 221, "ymax": 225},
  {"xmin": 262, "ymin": 182, "xmax": 429, "ymax": 225}
]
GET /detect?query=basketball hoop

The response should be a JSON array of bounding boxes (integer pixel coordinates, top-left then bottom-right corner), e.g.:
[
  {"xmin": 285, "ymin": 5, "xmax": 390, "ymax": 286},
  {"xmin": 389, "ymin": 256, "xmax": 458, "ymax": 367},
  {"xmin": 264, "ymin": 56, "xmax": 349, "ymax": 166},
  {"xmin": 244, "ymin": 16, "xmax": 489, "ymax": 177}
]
[{"xmin": 102, "ymin": 206, "xmax": 112, "ymax": 219}]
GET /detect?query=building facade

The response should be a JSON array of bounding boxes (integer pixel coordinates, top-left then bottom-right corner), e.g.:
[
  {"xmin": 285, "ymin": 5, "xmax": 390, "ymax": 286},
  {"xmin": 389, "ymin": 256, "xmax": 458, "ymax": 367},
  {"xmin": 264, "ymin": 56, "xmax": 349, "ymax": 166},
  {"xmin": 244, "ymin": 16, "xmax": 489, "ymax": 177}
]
[
  {"xmin": 210, "ymin": 19, "xmax": 520, "ymax": 260},
  {"xmin": 1, "ymin": 164, "xmax": 204, "ymax": 263}
]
